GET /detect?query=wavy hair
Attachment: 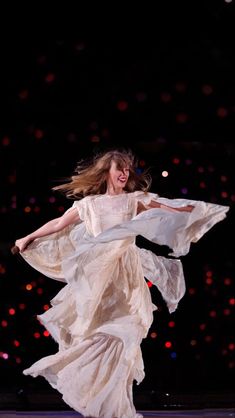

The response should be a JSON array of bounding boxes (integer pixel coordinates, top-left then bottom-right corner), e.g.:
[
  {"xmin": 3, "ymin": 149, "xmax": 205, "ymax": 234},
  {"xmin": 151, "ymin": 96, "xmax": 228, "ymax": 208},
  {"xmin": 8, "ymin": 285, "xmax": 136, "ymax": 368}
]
[{"xmin": 52, "ymin": 149, "xmax": 152, "ymax": 199}]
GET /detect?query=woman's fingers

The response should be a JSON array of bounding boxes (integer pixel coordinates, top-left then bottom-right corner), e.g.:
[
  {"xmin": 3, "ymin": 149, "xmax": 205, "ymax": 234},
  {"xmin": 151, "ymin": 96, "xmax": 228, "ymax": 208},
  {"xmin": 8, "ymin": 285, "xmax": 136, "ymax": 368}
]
[{"xmin": 11, "ymin": 245, "xmax": 20, "ymax": 255}]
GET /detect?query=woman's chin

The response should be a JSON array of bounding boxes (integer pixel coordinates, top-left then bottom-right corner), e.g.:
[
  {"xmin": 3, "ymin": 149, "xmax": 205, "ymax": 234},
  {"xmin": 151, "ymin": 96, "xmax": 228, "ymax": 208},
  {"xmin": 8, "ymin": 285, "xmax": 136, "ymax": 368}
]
[{"xmin": 117, "ymin": 182, "xmax": 127, "ymax": 188}]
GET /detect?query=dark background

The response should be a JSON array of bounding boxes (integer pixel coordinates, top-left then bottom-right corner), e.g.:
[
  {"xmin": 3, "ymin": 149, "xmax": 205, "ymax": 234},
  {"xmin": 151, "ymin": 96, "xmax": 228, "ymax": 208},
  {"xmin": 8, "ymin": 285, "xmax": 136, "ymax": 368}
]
[{"xmin": 0, "ymin": 5, "xmax": 235, "ymax": 409}]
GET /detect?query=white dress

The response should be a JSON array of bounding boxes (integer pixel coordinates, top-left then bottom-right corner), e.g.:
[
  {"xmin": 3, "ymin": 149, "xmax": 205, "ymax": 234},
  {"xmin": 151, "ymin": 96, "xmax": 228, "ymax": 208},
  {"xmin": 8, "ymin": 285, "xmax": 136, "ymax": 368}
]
[{"xmin": 21, "ymin": 191, "xmax": 229, "ymax": 418}]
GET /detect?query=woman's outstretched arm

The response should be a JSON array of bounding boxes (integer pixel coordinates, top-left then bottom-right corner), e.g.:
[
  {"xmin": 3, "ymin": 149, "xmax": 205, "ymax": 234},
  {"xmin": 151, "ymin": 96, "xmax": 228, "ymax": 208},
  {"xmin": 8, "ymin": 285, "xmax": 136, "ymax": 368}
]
[
  {"xmin": 148, "ymin": 200, "xmax": 194, "ymax": 212},
  {"xmin": 137, "ymin": 200, "xmax": 194, "ymax": 214},
  {"xmin": 15, "ymin": 207, "xmax": 80, "ymax": 253}
]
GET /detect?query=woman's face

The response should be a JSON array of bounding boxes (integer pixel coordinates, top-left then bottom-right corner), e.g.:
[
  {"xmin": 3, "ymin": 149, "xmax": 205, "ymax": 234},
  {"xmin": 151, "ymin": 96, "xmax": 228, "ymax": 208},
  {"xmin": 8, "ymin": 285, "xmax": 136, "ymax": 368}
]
[{"xmin": 106, "ymin": 160, "xmax": 130, "ymax": 193}]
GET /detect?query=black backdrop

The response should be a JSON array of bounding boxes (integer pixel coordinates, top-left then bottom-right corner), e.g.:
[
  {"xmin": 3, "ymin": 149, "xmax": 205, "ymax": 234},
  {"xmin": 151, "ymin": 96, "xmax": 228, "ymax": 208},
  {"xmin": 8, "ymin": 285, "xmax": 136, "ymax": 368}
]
[{"xmin": 1, "ymin": 12, "xmax": 235, "ymax": 409}]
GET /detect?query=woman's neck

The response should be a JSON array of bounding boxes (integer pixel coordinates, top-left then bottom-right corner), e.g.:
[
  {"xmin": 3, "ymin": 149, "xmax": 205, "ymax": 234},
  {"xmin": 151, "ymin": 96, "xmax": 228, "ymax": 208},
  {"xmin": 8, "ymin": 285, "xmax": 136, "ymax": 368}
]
[{"xmin": 105, "ymin": 186, "xmax": 125, "ymax": 195}]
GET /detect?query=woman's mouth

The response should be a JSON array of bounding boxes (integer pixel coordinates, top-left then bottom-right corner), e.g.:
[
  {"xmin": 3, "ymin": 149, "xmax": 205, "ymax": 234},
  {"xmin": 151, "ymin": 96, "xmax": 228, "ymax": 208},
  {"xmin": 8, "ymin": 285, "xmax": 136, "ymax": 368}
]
[{"xmin": 118, "ymin": 176, "xmax": 127, "ymax": 183}]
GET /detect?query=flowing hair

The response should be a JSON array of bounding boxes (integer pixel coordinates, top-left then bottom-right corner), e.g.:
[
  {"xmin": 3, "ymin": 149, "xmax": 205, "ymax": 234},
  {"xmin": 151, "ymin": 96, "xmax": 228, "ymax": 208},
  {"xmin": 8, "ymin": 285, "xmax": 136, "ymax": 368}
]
[{"xmin": 52, "ymin": 149, "xmax": 152, "ymax": 199}]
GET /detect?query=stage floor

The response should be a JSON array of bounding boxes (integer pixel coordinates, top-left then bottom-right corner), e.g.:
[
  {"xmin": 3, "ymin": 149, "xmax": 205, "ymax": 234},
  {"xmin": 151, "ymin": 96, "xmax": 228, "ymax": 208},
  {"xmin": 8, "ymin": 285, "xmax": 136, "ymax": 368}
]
[{"xmin": 1, "ymin": 410, "xmax": 235, "ymax": 418}]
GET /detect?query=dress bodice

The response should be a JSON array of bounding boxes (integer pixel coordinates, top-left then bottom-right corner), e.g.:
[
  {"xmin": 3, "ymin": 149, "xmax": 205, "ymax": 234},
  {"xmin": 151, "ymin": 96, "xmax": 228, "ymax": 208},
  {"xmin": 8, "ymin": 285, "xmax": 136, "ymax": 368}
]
[{"xmin": 73, "ymin": 191, "xmax": 152, "ymax": 237}]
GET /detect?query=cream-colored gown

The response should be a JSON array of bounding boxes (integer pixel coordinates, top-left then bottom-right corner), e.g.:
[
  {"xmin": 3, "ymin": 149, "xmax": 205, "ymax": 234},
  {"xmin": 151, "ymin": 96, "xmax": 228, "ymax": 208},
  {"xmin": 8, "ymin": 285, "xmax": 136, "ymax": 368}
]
[{"xmin": 21, "ymin": 191, "xmax": 229, "ymax": 418}]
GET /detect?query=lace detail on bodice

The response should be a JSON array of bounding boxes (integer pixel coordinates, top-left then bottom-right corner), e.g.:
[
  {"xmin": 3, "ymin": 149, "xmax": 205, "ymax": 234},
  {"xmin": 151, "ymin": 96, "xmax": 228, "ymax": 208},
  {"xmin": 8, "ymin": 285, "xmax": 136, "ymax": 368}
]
[{"xmin": 74, "ymin": 193, "xmax": 136, "ymax": 236}]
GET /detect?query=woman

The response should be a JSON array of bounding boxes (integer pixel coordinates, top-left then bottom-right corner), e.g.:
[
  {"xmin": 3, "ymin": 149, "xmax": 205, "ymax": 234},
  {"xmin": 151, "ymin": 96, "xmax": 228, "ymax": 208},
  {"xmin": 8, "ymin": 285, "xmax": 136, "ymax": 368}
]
[{"xmin": 15, "ymin": 150, "xmax": 229, "ymax": 418}]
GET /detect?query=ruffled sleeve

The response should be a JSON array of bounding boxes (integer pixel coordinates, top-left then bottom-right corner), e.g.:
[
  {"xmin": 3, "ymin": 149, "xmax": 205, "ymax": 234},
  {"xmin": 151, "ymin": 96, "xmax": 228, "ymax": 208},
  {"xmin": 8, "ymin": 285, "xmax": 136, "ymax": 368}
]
[
  {"xmin": 132, "ymin": 193, "xmax": 230, "ymax": 257},
  {"xmin": 19, "ymin": 202, "xmax": 86, "ymax": 282},
  {"xmin": 132, "ymin": 191, "xmax": 158, "ymax": 210},
  {"xmin": 73, "ymin": 198, "xmax": 86, "ymax": 221}
]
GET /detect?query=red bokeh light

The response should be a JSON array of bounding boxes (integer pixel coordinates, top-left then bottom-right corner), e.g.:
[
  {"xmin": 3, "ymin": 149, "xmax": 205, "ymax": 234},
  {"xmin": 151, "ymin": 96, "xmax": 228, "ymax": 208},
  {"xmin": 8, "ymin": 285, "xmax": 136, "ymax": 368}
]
[
  {"xmin": 2, "ymin": 136, "xmax": 10, "ymax": 146},
  {"xmin": 176, "ymin": 113, "xmax": 188, "ymax": 123},
  {"xmin": 19, "ymin": 90, "xmax": 29, "ymax": 100},
  {"xmin": 160, "ymin": 92, "xmax": 172, "ymax": 103},
  {"xmin": 202, "ymin": 84, "xmax": 213, "ymax": 95},
  {"xmin": 34, "ymin": 129, "xmax": 44, "ymax": 139},
  {"xmin": 217, "ymin": 107, "xmax": 228, "ymax": 118},
  {"xmin": 45, "ymin": 73, "xmax": 55, "ymax": 83},
  {"xmin": 117, "ymin": 101, "xmax": 128, "ymax": 111},
  {"xmin": 9, "ymin": 308, "xmax": 15, "ymax": 315}
]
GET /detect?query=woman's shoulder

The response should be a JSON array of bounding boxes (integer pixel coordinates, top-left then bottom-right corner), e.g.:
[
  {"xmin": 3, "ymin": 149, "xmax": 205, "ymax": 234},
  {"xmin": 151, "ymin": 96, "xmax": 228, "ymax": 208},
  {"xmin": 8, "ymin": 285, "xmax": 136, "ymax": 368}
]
[
  {"xmin": 73, "ymin": 191, "xmax": 159, "ymax": 204},
  {"xmin": 70, "ymin": 195, "xmax": 97, "ymax": 219},
  {"xmin": 70, "ymin": 195, "xmax": 94, "ymax": 209},
  {"xmin": 74, "ymin": 194, "xmax": 96, "ymax": 203},
  {"xmin": 131, "ymin": 190, "xmax": 159, "ymax": 199}
]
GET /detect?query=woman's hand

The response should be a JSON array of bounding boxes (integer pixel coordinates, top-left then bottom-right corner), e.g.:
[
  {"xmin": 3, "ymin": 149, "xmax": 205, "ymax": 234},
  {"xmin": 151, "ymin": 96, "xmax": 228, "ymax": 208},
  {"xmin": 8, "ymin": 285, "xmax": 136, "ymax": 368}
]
[{"xmin": 15, "ymin": 236, "xmax": 33, "ymax": 252}]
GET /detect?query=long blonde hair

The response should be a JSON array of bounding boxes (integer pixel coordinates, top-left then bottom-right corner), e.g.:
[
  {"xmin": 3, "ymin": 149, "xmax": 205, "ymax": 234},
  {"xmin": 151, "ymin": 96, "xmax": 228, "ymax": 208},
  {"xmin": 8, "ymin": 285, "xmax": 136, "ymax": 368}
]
[{"xmin": 52, "ymin": 149, "xmax": 152, "ymax": 199}]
